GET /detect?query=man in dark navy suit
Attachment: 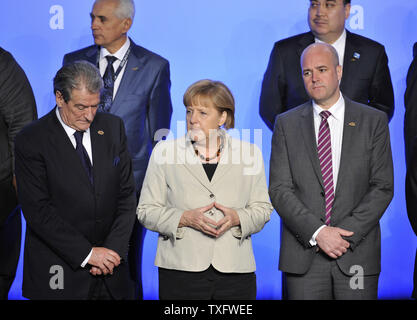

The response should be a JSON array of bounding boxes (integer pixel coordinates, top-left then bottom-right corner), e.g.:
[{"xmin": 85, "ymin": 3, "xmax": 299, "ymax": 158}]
[
  {"xmin": 63, "ymin": 0, "xmax": 173, "ymax": 299},
  {"xmin": 260, "ymin": 0, "xmax": 394, "ymax": 131},
  {"xmin": 15, "ymin": 61, "xmax": 136, "ymax": 299}
]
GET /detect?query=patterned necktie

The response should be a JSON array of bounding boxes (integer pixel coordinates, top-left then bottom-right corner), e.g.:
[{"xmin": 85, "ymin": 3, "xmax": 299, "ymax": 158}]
[
  {"xmin": 318, "ymin": 111, "xmax": 334, "ymax": 226},
  {"xmin": 101, "ymin": 55, "xmax": 117, "ymax": 112},
  {"xmin": 74, "ymin": 131, "xmax": 93, "ymax": 185}
]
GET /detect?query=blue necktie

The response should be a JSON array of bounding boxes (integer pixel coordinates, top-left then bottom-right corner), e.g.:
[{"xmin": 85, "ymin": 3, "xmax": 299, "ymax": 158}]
[
  {"xmin": 101, "ymin": 55, "xmax": 117, "ymax": 112},
  {"xmin": 74, "ymin": 131, "xmax": 93, "ymax": 185}
]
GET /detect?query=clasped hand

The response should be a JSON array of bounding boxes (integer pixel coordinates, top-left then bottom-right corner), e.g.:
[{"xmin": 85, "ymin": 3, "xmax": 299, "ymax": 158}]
[
  {"xmin": 87, "ymin": 247, "xmax": 121, "ymax": 276},
  {"xmin": 179, "ymin": 202, "xmax": 240, "ymax": 238},
  {"xmin": 316, "ymin": 226, "xmax": 354, "ymax": 259}
]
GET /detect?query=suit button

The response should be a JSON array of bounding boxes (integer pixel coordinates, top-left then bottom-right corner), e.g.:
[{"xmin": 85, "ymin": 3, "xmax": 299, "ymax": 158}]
[{"xmin": 209, "ymin": 194, "xmax": 215, "ymax": 198}]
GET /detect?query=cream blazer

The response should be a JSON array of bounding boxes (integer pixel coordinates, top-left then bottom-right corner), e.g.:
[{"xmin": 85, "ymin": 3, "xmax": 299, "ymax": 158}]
[{"xmin": 137, "ymin": 132, "xmax": 272, "ymax": 273}]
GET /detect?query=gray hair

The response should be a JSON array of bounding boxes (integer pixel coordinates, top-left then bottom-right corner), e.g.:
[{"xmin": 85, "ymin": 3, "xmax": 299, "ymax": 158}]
[
  {"xmin": 95, "ymin": 0, "xmax": 135, "ymax": 21},
  {"xmin": 54, "ymin": 61, "xmax": 103, "ymax": 102}
]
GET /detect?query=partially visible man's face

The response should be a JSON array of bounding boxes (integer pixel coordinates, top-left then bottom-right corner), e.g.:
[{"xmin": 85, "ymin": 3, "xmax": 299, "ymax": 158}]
[
  {"xmin": 90, "ymin": 0, "xmax": 132, "ymax": 53},
  {"xmin": 308, "ymin": 0, "xmax": 350, "ymax": 44},
  {"xmin": 57, "ymin": 87, "xmax": 100, "ymax": 132},
  {"xmin": 301, "ymin": 44, "xmax": 342, "ymax": 108}
]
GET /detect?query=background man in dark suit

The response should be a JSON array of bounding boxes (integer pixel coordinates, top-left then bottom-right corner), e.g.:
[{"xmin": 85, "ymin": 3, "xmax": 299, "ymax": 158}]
[
  {"xmin": 63, "ymin": 0, "xmax": 173, "ymax": 299},
  {"xmin": 260, "ymin": 0, "xmax": 394, "ymax": 130},
  {"xmin": 0, "ymin": 47, "xmax": 37, "ymax": 300},
  {"xmin": 404, "ymin": 42, "xmax": 417, "ymax": 299},
  {"xmin": 14, "ymin": 61, "xmax": 136, "ymax": 299},
  {"xmin": 269, "ymin": 43, "xmax": 393, "ymax": 299}
]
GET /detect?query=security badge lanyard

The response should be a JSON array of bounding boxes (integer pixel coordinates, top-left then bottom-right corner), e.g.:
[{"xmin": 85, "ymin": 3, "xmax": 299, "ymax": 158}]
[{"xmin": 97, "ymin": 43, "xmax": 132, "ymax": 82}]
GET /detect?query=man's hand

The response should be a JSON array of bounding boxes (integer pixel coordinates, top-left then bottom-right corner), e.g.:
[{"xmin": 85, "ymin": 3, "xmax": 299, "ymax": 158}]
[
  {"xmin": 316, "ymin": 226, "xmax": 354, "ymax": 259},
  {"xmin": 179, "ymin": 203, "xmax": 218, "ymax": 237},
  {"xmin": 213, "ymin": 202, "xmax": 240, "ymax": 237},
  {"xmin": 88, "ymin": 247, "xmax": 121, "ymax": 276}
]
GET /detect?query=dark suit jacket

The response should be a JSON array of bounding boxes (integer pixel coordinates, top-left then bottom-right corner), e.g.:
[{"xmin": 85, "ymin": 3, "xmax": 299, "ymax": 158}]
[
  {"xmin": 404, "ymin": 43, "xmax": 417, "ymax": 168},
  {"xmin": 63, "ymin": 38, "xmax": 172, "ymax": 193},
  {"xmin": 404, "ymin": 42, "xmax": 417, "ymax": 299},
  {"xmin": 14, "ymin": 109, "xmax": 137, "ymax": 299},
  {"xmin": 0, "ymin": 47, "xmax": 37, "ymax": 226},
  {"xmin": 260, "ymin": 31, "xmax": 394, "ymax": 130},
  {"xmin": 269, "ymin": 96, "xmax": 393, "ymax": 276}
]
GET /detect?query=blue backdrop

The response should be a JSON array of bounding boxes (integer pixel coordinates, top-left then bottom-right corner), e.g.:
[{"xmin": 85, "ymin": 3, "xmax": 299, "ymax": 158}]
[{"xmin": 2, "ymin": 0, "xmax": 416, "ymax": 299}]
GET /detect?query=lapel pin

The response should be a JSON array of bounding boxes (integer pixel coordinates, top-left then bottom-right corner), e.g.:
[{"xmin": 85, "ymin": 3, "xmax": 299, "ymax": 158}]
[
  {"xmin": 351, "ymin": 52, "xmax": 360, "ymax": 61},
  {"xmin": 348, "ymin": 122, "xmax": 356, "ymax": 127},
  {"xmin": 132, "ymin": 67, "xmax": 139, "ymax": 71},
  {"xmin": 98, "ymin": 130, "xmax": 104, "ymax": 135}
]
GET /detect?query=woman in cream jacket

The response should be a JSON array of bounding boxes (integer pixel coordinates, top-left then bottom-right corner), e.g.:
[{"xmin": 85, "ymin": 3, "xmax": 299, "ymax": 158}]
[{"xmin": 137, "ymin": 79, "xmax": 272, "ymax": 300}]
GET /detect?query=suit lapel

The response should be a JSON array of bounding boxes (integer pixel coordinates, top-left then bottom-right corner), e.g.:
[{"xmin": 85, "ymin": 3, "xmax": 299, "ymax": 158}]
[
  {"xmin": 90, "ymin": 119, "xmax": 107, "ymax": 192},
  {"xmin": 340, "ymin": 31, "xmax": 362, "ymax": 92},
  {"xmin": 111, "ymin": 39, "xmax": 146, "ymax": 115},
  {"xmin": 210, "ymin": 135, "xmax": 234, "ymax": 186},
  {"xmin": 177, "ymin": 137, "xmax": 212, "ymax": 190},
  {"xmin": 334, "ymin": 98, "xmax": 357, "ymax": 197},
  {"xmin": 297, "ymin": 32, "xmax": 315, "ymax": 58},
  {"xmin": 47, "ymin": 108, "xmax": 93, "ymax": 189},
  {"xmin": 300, "ymin": 103, "xmax": 324, "ymax": 189},
  {"xmin": 85, "ymin": 46, "xmax": 99, "ymax": 66}
]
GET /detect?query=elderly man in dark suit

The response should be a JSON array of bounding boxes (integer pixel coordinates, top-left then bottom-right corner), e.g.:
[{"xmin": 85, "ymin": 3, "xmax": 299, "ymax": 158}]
[
  {"xmin": 260, "ymin": 0, "xmax": 394, "ymax": 131},
  {"xmin": 405, "ymin": 42, "xmax": 417, "ymax": 299},
  {"xmin": 269, "ymin": 43, "xmax": 393, "ymax": 299},
  {"xmin": 14, "ymin": 61, "xmax": 136, "ymax": 299},
  {"xmin": 0, "ymin": 47, "xmax": 37, "ymax": 299},
  {"xmin": 62, "ymin": 0, "xmax": 173, "ymax": 299}
]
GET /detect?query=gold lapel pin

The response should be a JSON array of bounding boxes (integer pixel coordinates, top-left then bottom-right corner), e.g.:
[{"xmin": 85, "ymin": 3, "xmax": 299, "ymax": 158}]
[
  {"xmin": 132, "ymin": 67, "xmax": 139, "ymax": 71},
  {"xmin": 98, "ymin": 130, "xmax": 104, "ymax": 135},
  {"xmin": 348, "ymin": 122, "xmax": 356, "ymax": 127}
]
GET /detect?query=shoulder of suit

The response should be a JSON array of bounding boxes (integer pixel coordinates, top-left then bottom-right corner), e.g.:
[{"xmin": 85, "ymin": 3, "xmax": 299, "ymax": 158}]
[
  {"xmin": 273, "ymin": 32, "xmax": 312, "ymax": 49},
  {"xmin": 131, "ymin": 43, "xmax": 169, "ymax": 65},
  {"xmin": 346, "ymin": 31, "xmax": 385, "ymax": 50},
  {"xmin": 64, "ymin": 44, "xmax": 97, "ymax": 59},
  {"xmin": 15, "ymin": 110, "xmax": 53, "ymax": 141},
  {"xmin": 276, "ymin": 101, "xmax": 311, "ymax": 120},
  {"xmin": 344, "ymin": 97, "xmax": 387, "ymax": 120}
]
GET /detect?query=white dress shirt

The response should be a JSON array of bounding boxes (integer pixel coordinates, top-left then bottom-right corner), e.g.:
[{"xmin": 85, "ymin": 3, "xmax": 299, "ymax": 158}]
[
  {"xmin": 309, "ymin": 93, "xmax": 345, "ymax": 245},
  {"xmin": 315, "ymin": 29, "xmax": 346, "ymax": 67},
  {"xmin": 98, "ymin": 37, "xmax": 130, "ymax": 99},
  {"xmin": 56, "ymin": 107, "xmax": 93, "ymax": 267}
]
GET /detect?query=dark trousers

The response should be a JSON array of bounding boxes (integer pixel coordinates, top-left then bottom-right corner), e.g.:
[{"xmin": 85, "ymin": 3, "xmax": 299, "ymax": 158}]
[
  {"xmin": 88, "ymin": 278, "xmax": 114, "ymax": 300},
  {"xmin": 127, "ymin": 209, "xmax": 146, "ymax": 300},
  {"xmin": 159, "ymin": 265, "xmax": 256, "ymax": 300},
  {"xmin": 0, "ymin": 207, "xmax": 21, "ymax": 300},
  {"xmin": 285, "ymin": 250, "xmax": 379, "ymax": 300}
]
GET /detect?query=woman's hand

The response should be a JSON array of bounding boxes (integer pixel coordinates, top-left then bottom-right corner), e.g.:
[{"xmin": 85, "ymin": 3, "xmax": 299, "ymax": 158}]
[
  {"xmin": 214, "ymin": 202, "xmax": 240, "ymax": 237},
  {"xmin": 179, "ymin": 203, "xmax": 218, "ymax": 237}
]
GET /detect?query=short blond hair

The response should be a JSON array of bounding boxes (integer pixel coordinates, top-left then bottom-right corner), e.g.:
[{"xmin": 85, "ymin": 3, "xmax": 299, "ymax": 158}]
[{"xmin": 183, "ymin": 79, "xmax": 235, "ymax": 129}]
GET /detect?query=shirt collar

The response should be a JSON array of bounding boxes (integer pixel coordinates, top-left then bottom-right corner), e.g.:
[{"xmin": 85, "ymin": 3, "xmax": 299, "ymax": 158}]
[
  {"xmin": 99, "ymin": 37, "xmax": 130, "ymax": 62},
  {"xmin": 312, "ymin": 92, "xmax": 345, "ymax": 121},
  {"xmin": 315, "ymin": 29, "xmax": 346, "ymax": 47},
  {"xmin": 55, "ymin": 106, "xmax": 90, "ymax": 137}
]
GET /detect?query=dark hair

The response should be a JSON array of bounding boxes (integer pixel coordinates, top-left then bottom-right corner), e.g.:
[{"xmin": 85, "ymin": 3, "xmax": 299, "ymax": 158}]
[
  {"xmin": 344, "ymin": 0, "xmax": 351, "ymax": 4},
  {"xmin": 53, "ymin": 61, "xmax": 103, "ymax": 102}
]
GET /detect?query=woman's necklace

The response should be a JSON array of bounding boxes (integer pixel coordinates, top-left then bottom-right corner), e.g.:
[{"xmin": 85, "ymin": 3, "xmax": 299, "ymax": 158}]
[{"xmin": 193, "ymin": 138, "xmax": 224, "ymax": 162}]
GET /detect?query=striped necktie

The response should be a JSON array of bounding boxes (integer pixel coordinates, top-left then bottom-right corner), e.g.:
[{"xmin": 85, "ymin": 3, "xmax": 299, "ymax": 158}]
[
  {"xmin": 100, "ymin": 55, "xmax": 117, "ymax": 112},
  {"xmin": 318, "ymin": 111, "xmax": 334, "ymax": 225}
]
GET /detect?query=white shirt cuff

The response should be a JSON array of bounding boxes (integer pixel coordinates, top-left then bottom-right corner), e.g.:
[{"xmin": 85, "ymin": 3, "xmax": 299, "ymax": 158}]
[
  {"xmin": 81, "ymin": 249, "xmax": 93, "ymax": 268},
  {"xmin": 309, "ymin": 225, "xmax": 326, "ymax": 246}
]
